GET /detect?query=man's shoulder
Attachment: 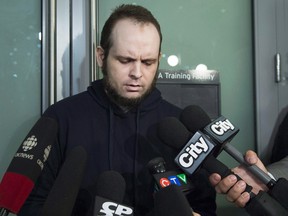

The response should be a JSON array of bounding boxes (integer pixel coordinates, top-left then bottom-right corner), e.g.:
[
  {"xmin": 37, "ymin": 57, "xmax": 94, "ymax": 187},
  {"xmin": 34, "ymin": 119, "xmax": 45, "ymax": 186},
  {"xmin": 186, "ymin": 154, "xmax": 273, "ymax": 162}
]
[
  {"xmin": 54, "ymin": 91, "xmax": 91, "ymax": 107},
  {"xmin": 43, "ymin": 91, "xmax": 95, "ymax": 116}
]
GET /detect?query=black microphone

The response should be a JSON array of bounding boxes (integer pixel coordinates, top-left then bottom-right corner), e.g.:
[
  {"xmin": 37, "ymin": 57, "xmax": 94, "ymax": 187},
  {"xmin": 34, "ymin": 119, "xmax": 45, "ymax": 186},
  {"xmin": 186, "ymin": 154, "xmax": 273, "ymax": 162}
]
[
  {"xmin": 183, "ymin": 105, "xmax": 288, "ymax": 211},
  {"xmin": 158, "ymin": 105, "xmax": 288, "ymax": 215},
  {"xmin": 147, "ymin": 157, "xmax": 192, "ymax": 194},
  {"xmin": 93, "ymin": 171, "xmax": 133, "ymax": 216},
  {"xmin": 158, "ymin": 105, "xmax": 271, "ymax": 189},
  {"xmin": 153, "ymin": 184, "xmax": 193, "ymax": 216},
  {"xmin": 267, "ymin": 177, "xmax": 288, "ymax": 210},
  {"xmin": 157, "ymin": 116, "xmax": 233, "ymax": 177},
  {"xmin": 180, "ymin": 105, "xmax": 276, "ymax": 188},
  {"xmin": 158, "ymin": 116, "xmax": 288, "ymax": 215},
  {"xmin": 40, "ymin": 145, "xmax": 87, "ymax": 216},
  {"xmin": 0, "ymin": 117, "xmax": 58, "ymax": 215}
]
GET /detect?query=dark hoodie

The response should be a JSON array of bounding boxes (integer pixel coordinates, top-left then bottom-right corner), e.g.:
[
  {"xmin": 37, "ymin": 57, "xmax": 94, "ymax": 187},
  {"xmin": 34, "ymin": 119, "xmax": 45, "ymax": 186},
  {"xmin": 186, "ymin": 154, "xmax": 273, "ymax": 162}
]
[{"xmin": 19, "ymin": 80, "xmax": 216, "ymax": 216}]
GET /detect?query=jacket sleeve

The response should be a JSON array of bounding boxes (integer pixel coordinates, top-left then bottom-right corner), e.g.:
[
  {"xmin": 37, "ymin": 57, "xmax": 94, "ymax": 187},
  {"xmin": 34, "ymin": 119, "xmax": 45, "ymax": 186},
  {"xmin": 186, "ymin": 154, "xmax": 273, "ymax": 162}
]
[
  {"xmin": 271, "ymin": 113, "xmax": 288, "ymax": 163},
  {"xmin": 267, "ymin": 155, "xmax": 288, "ymax": 180}
]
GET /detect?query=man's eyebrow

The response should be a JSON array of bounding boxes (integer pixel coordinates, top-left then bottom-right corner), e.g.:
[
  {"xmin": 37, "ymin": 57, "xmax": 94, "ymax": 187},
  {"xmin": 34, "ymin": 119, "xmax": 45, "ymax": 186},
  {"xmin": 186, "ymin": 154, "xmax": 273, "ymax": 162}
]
[
  {"xmin": 116, "ymin": 55, "xmax": 158, "ymax": 62},
  {"xmin": 142, "ymin": 58, "xmax": 157, "ymax": 61},
  {"xmin": 116, "ymin": 55, "xmax": 136, "ymax": 60},
  {"xmin": 141, "ymin": 58, "xmax": 158, "ymax": 64}
]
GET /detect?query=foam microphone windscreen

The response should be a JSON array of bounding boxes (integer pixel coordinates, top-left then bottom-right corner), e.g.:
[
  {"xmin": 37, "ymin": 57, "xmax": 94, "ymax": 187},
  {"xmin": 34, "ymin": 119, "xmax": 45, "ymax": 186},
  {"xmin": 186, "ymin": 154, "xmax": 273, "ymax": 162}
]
[
  {"xmin": 96, "ymin": 170, "xmax": 126, "ymax": 203},
  {"xmin": 154, "ymin": 185, "xmax": 192, "ymax": 216},
  {"xmin": 0, "ymin": 117, "xmax": 58, "ymax": 214},
  {"xmin": 157, "ymin": 116, "xmax": 191, "ymax": 149},
  {"xmin": 41, "ymin": 146, "xmax": 87, "ymax": 216},
  {"xmin": 93, "ymin": 171, "xmax": 133, "ymax": 216},
  {"xmin": 180, "ymin": 105, "xmax": 211, "ymax": 133}
]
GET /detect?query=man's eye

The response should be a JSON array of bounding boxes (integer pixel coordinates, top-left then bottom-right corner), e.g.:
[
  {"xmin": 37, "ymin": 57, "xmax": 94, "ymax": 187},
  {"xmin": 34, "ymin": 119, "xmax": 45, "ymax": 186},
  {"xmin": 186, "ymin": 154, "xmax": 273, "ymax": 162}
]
[
  {"xmin": 142, "ymin": 61, "xmax": 154, "ymax": 66},
  {"xmin": 119, "ymin": 60, "xmax": 128, "ymax": 64},
  {"xmin": 119, "ymin": 58, "xmax": 132, "ymax": 64}
]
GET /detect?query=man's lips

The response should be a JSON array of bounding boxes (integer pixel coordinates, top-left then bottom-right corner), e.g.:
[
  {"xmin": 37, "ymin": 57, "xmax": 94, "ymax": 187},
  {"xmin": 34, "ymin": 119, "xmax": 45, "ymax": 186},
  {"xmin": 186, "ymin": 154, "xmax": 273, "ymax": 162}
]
[{"xmin": 125, "ymin": 84, "xmax": 142, "ymax": 92}]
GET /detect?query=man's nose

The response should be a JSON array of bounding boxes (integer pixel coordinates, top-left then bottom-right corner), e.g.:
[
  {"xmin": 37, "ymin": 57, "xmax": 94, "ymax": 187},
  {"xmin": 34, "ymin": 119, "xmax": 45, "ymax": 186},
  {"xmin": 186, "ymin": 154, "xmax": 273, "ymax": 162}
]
[{"xmin": 129, "ymin": 62, "xmax": 143, "ymax": 79}]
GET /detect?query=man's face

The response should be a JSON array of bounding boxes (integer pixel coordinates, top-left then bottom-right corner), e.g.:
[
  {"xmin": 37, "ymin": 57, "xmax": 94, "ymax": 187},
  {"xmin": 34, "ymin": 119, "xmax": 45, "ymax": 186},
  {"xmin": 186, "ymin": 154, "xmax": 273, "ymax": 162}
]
[{"xmin": 97, "ymin": 19, "xmax": 161, "ymax": 106}]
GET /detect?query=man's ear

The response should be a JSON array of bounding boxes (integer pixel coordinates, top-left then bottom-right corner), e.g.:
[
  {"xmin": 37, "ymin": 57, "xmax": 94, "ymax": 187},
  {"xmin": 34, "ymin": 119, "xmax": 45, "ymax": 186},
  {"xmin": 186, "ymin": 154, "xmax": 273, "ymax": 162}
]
[{"xmin": 96, "ymin": 46, "xmax": 105, "ymax": 67}]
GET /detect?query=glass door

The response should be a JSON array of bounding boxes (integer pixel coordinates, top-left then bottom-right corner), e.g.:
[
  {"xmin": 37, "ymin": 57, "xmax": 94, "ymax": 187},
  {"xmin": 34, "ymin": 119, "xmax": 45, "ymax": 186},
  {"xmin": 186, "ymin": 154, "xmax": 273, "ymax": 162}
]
[{"xmin": 0, "ymin": 1, "xmax": 41, "ymax": 179}]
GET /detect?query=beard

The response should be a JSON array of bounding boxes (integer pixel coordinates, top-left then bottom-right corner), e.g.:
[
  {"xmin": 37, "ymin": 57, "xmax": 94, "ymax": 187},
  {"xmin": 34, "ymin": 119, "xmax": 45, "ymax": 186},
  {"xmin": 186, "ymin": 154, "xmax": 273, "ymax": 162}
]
[{"xmin": 102, "ymin": 61, "xmax": 158, "ymax": 108}]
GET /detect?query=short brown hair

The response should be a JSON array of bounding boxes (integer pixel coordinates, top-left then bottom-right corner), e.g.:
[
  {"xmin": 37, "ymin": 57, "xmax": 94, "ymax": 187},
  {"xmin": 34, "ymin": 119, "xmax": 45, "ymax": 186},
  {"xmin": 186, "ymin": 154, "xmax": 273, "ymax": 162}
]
[{"xmin": 100, "ymin": 4, "xmax": 162, "ymax": 60}]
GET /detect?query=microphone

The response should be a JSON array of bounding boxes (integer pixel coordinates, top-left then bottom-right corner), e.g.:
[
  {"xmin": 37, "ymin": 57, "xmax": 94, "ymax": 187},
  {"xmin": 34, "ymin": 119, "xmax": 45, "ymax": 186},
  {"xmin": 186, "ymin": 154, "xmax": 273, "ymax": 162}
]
[
  {"xmin": 180, "ymin": 105, "xmax": 276, "ymax": 188},
  {"xmin": 181, "ymin": 105, "xmax": 288, "ymax": 211},
  {"xmin": 93, "ymin": 171, "xmax": 133, "ymax": 216},
  {"xmin": 157, "ymin": 116, "xmax": 233, "ymax": 178},
  {"xmin": 147, "ymin": 157, "xmax": 192, "ymax": 194},
  {"xmin": 0, "ymin": 117, "xmax": 58, "ymax": 215},
  {"xmin": 40, "ymin": 145, "xmax": 87, "ymax": 216},
  {"xmin": 158, "ymin": 105, "xmax": 288, "ymax": 215},
  {"xmin": 153, "ymin": 184, "xmax": 193, "ymax": 216}
]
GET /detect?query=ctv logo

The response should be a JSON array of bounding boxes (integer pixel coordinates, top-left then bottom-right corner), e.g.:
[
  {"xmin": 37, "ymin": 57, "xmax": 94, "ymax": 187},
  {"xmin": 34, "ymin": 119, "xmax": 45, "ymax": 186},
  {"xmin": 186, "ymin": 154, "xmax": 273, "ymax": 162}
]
[
  {"xmin": 159, "ymin": 173, "xmax": 188, "ymax": 188},
  {"xmin": 210, "ymin": 118, "xmax": 235, "ymax": 136},
  {"xmin": 99, "ymin": 201, "xmax": 133, "ymax": 216}
]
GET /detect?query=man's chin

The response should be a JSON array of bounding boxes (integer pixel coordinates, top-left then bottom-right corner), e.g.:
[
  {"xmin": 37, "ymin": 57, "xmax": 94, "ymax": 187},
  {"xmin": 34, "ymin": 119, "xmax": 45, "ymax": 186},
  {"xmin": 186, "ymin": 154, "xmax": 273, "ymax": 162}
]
[
  {"xmin": 123, "ymin": 92, "xmax": 142, "ymax": 99},
  {"xmin": 117, "ymin": 96, "xmax": 142, "ymax": 107}
]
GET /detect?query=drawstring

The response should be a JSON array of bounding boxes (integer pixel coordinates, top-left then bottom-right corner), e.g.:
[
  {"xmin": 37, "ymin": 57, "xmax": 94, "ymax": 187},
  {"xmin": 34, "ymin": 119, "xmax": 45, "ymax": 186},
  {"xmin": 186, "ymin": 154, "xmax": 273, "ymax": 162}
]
[
  {"xmin": 108, "ymin": 105, "xmax": 114, "ymax": 169},
  {"xmin": 133, "ymin": 108, "xmax": 140, "ymax": 211}
]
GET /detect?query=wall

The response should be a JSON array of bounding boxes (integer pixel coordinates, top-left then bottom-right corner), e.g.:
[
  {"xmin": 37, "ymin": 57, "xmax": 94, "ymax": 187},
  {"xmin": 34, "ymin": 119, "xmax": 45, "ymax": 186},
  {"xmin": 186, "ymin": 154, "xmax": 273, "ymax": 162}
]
[{"xmin": 0, "ymin": 0, "xmax": 41, "ymax": 179}]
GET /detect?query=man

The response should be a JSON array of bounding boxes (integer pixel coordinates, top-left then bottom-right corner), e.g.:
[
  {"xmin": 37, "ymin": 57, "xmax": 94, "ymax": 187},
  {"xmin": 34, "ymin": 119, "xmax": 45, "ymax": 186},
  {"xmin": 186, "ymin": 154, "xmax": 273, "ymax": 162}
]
[{"xmin": 19, "ymin": 4, "xmax": 216, "ymax": 215}]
